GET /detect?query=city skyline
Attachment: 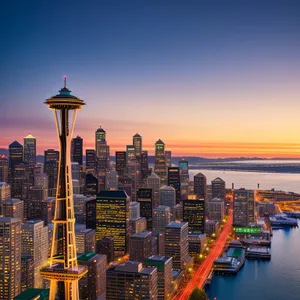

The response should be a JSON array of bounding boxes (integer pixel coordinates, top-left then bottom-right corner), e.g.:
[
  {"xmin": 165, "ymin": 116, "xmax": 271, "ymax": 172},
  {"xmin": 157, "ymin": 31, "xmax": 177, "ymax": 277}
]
[{"xmin": 1, "ymin": 1, "xmax": 300, "ymax": 158}]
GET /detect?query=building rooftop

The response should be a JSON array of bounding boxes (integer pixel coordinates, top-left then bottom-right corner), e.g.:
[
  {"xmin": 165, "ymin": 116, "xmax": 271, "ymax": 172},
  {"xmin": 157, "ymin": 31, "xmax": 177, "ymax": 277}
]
[
  {"xmin": 155, "ymin": 139, "xmax": 165, "ymax": 145},
  {"xmin": 209, "ymin": 198, "xmax": 224, "ymax": 202},
  {"xmin": 9, "ymin": 140, "xmax": 22, "ymax": 148},
  {"xmin": 24, "ymin": 133, "xmax": 36, "ymax": 139},
  {"xmin": 3, "ymin": 199, "xmax": 22, "ymax": 204},
  {"xmin": 154, "ymin": 205, "xmax": 171, "ymax": 212},
  {"xmin": 166, "ymin": 221, "xmax": 188, "ymax": 229},
  {"xmin": 0, "ymin": 217, "xmax": 20, "ymax": 223},
  {"xmin": 212, "ymin": 177, "xmax": 225, "ymax": 183},
  {"xmin": 148, "ymin": 172, "xmax": 160, "ymax": 179},
  {"xmin": 146, "ymin": 255, "xmax": 171, "ymax": 263},
  {"xmin": 97, "ymin": 190, "xmax": 128, "ymax": 199},
  {"xmin": 133, "ymin": 133, "xmax": 141, "ymax": 137},
  {"xmin": 15, "ymin": 288, "xmax": 49, "ymax": 300},
  {"xmin": 194, "ymin": 172, "xmax": 206, "ymax": 177},
  {"xmin": 160, "ymin": 185, "xmax": 175, "ymax": 191},
  {"xmin": 96, "ymin": 127, "xmax": 105, "ymax": 132},
  {"xmin": 131, "ymin": 231, "xmax": 152, "ymax": 238},
  {"xmin": 77, "ymin": 252, "xmax": 97, "ymax": 261}
]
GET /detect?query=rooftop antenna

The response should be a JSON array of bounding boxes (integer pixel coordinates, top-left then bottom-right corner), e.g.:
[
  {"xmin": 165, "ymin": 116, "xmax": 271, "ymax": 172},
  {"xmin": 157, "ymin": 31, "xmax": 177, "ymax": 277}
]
[{"xmin": 64, "ymin": 75, "xmax": 67, "ymax": 88}]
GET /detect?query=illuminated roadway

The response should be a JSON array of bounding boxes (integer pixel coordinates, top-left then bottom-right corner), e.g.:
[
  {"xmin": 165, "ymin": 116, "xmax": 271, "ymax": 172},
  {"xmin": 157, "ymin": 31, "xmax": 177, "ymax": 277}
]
[{"xmin": 174, "ymin": 214, "xmax": 233, "ymax": 300}]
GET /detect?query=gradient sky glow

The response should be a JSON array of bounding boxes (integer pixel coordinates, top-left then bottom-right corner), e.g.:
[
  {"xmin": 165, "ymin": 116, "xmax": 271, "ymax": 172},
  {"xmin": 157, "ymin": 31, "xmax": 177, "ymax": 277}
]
[{"xmin": 1, "ymin": 1, "xmax": 300, "ymax": 157}]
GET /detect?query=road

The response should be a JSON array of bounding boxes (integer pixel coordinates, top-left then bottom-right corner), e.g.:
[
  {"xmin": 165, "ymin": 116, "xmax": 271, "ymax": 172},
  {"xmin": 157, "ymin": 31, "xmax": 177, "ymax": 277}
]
[{"xmin": 174, "ymin": 214, "xmax": 233, "ymax": 300}]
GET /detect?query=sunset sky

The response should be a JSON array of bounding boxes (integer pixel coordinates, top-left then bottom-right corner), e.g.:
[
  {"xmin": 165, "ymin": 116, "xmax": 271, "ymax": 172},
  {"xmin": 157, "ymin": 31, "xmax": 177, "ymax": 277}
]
[{"xmin": 1, "ymin": 1, "xmax": 300, "ymax": 157}]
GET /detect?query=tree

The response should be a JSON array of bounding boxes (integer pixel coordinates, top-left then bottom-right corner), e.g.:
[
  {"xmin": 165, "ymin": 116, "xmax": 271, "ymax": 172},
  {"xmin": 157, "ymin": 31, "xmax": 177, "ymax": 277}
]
[{"xmin": 188, "ymin": 287, "xmax": 210, "ymax": 300}]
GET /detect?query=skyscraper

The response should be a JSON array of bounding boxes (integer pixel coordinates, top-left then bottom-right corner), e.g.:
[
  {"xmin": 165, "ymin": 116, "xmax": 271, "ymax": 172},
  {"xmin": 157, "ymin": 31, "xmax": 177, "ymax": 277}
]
[
  {"xmin": 130, "ymin": 201, "xmax": 141, "ymax": 220},
  {"xmin": 194, "ymin": 173, "xmax": 207, "ymax": 200},
  {"xmin": 147, "ymin": 172, "xmax": 160, "ymax": 208},
  {"xmin": 44, "ymin": 149, "xmax": 59, "ymax": 197},
  {"xmin": 183, "ymin": 196, "xmax": 205, "ymax": 233},
  {"xmin": 105, "ymin": 169, "xmax": 118, "ymax": 190},
  {"xmin": 95, "ymin": 127, "xmax": 110, "ymax": 177},
  {"xmin": 233, "ymin": 188, "xmax": 254, "ymax": 226},
  {"xmin": 136, "ymin": 188, "xmax": 153, "ymax": 230},
  {"xmin": 154, "ymin": 139, "xmax": 167, "ymax": 184},
  {"xmin": 179, "ymin": 158, "xmax": 189, "ymax": 184},
  {"xmin": 211, "ymin": 177, "xmax": 226, "ymax": 199},
  {"xmin": 23, "ymin": 134, "xmax": 36, "ymax": 186},
  {"xmin": 208, "ymin": 198, "xmax": 225, "ymax": 221},
  {"xmin": 167, "ymin": 167, "xmax": 181, "ymax": 204},
  {"xmin": 11, "ymin": 162, "xmax": 29, "ymax": 200},
  {"xmin": 0, "ymin": 154, "xmax": 9, "ymax": 183},
  {"xmin": 96, "ymin": 190, "xmax": 131, "ymax": 256},
  {"xmin": 96, "ymin": 236, "xmax": 115, "ymax": 263},
  {"xmin": 78, "ymin": 252, "xmax": 107, "ymax": 300},
  {"xmin": 75, "ymin": 227, "xmax": 96, "ymax": 254},
  {"xmin": 71, "ymin": 135, "xmax": 83, "ymax": 166},
  {"xmin": 85, "ymin": 149, "xmax": 96, "ymax": 175},
  {"xmin": 153, "ymin": 205, "xmax": 171, "ymax": 233},
  {"xmin": 165, "ymin": 221, "xmax": 190, "ymax": 270},
  {"xmin": 21, "ymin": 220, "xmax": 48, "ymax": 288},
  {"xmin": 130, "ymin": 231, "xmax": 152, "ymax": 262},
  {"xmin": 126, "ymin": 144, "xmax": 138, "ymax": 197},
  {"xmin": 160, "ymin": 186, "xmax": 176, "ymax": 208},
  {"xmin": 8, "ymin": 141, "xmax": 23, "ymax": 184},
  {"xmin": 0, "ymin": 182, "xmax": 11, "ymax": 213},
  {"xmin": 145, "ymin": 256, "xmax": 173, "ymax": 300},
  {"xmin": 2, "ymin": 199, "xmax": 24, "ymax": 221},
  {"xmin": 0, "ymin": 217, "xmax": 21, "ymax": 299},
  {"xmin": 133, "ymin": 133, "xmax": 142, "ymax": 162},
  {"xmin": 40, "ymin": 80, "xmax": 87, "ymax": 300},
  {"xmin": 106, "ymin": 261, "xmax": 158, "ymax": 300},
  {"xmin": 85, "ymin": 173, "xmax": 99, "ymax": 196},
  {"xmin": 115, "ymin": 151, "xmax": 127, "ymax": 176},
  {"xmin": 165, "ymin": 150, "xmax": 172, "ymax": 168},
  {"xmin": 118, "ymin": 174, "xmax": 133, "ymax": 199},
  {"xmin": 141, "ymin": 150, "xmax": 149, "ymax": 183}
]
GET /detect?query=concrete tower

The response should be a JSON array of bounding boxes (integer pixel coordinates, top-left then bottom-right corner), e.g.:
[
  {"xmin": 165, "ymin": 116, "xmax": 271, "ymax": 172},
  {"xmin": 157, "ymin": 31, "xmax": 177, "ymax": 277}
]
[{"xmin": 40, "ymin": 78, "xmax": 87, "ymax": 300}]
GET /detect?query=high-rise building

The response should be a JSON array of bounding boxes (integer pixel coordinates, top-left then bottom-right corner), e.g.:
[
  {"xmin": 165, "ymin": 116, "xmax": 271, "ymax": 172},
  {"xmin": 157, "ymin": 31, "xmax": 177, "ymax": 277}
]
[
  {"xmin": 11, "ymin": 163, "xmax": 29, "ymax": 200},
  {"xmin": 21, "ymin": 220, "xmax": 48, "ymax": 288},
  {"xmin": 208, "ymin": 198, "xmax": 225, "ymax": 221},
  {"xmin": 106, "ymin": 169, "xmax": 118, "ymax": 190},
  {"xmin": 173, "ymin": 204, "xmax": 183, "ymax": 222},
  {"xmin": 153, "ymin": 205, "xmax": 171, "ymax": 233},
  {"xmin": 75, "ymin": 227, "xmax": 96, "ymax": 254},
  {"xmin": 165, "ymin": 221, "xmax": 190, "ymax": 270},
  {"xmin": 106, "ymin": 261, "xmax": 158, "ymax": 300},
  {"xmin": 8, "ymin": 141, "xmax": 23, "ymax": 184},
  {"xmin": 188, "ymin": 233, "xmax": 207, "ymax": 261},
  {"xmin": 129, "ymin": 201, "xmax": 140, "ymax": 220},
  {"xmin": 78, "ymin": 252, "xmax": 107, "ymax": 300},
  {"xmin": 160, "ymin": 186, "xmax": 176, "ymax": 208},
  {"xmin": 71, "ymin": 135, "xmax": 83, "ymax": 166},
  {"xmin": 147, "ymin": 172, "xmax": 160, "ymax": 208},
  {"xmin": 2, "ymin": 199, "xmax": 24, "ymax": 221},
  {"xmin": 233, "ymin": 189, "xmax": 254, "ymax": 226},
  {"xmin": 126, "ymin": 144, "xmax": 138, "ymax": 197},
  {"xmin": 130, "ymin": 217, "xmax": 148, "ymax": 234},
  {"xmin": 42, "ymin": 197, "xmax": 55, "ymax": 226},
  {"xmin": 40, "ymin": 80, "xmax": 88, "ymax": 299},
  {"xmin": 115, "ymin": 151, "xmax": 127, "ymax": 176},
  {"xmin": 145, "ymin": 255, "xmax": 173, "ymax": 300},
  {"xmin": 0, "ymin": 182, "xmax": 11, "ymax": 213},
  {"xmin": 154, "ymin": 139, "xmax": 167, "ymax": 184},
  {"xmin": 130, "ymin": 231, "xmax": 152, "ymax": 262},
  {"xmin": 34, "ymin": 173, "xmax": 48, "ymax": 193},
  {"xmin": 179, "ymin": 158, "xmax": 189, "ymax": 184},
  {"xmin": 96, "ymin": 190, "xmax": 131, "ymax": 256},
  {"xmin": 141, "ymin": 150, "xmax": 149, "ymax": 183},
  {"xmin": 133, "ymin": 133, "xmax": 142, "ymax": 161},
  {"xmin": 72, "ymin": 162, "xmax": 80, "ymax": 181},
  {"xmin": 23, "ymin": 134, "xmax": 36, "ymax": 186},
  {"xmin": 96, "ymin": 236, "xmax": 114, "ymax": 263},
  {"xmin": 167, "ymin": 167, "xmax": 181, "ymax": 204},
  {"xmin": 85, "ymin": 173, "xmax": 99, "ymax": 196},
  {"xmin": 74, "ymin": 194, "xmax": 88, "ymax": 224},
  {"xmin": 21, "ymin": 256, "xmax": 34, "ymax": 292},
  {"xmin": 95, "ymin": 127, "xmax": 109, "ymax": 177},
  {"xmin": 136, "ymin": 188, "xmax": 153, "ymax": 230},
  {"xmin": 86, "ymin": 149, "xmax": 96, "ymax": 174},
  {"xmin": 0, "ymin": 154, "xmax": 9, "ymax": 183},
  {"xmin": 26, "ymin": 186, "xmax": 47, "ymax": 220},
  {"xmin": 0, "ymin": 217, "xmax": 21, "ymax": 300},
  {"xmin": 211, "ymin": 177, "xmax": 226, "ymax": 199},
  {"xmin": 44, "ymin": 149, "xmax": 59, "ymax": 197},
  {"xmin": 165, "ymin": 151, "xmax": 171, "ymax": 168},
  {"xmin": 86, "ymin": 198, "xmax": 96, "ymax": 229},
  {"xmin": 183, "ymin": 196, "xmax": 205, "ymax": 233},
  {"xmin": 118, "ymin": 174, "xmax": 133, "ymax": 199},
  {"xmin": 194, "ymin": 173, "xmax": 207, "ymax": 200}
]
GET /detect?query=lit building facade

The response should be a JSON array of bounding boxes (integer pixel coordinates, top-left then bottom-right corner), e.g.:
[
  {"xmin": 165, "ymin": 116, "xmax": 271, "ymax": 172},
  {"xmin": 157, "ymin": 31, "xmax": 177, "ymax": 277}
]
[
  {"xmin": 160, "ymin": 186, "xmax": 176, "ymax": 208},
  {"xmin": 194, "ymin": 173, "xmax": 207, "ymax": 200},
  {"xmin": 167, "ymin": 167, "xmax": 181, "ymax": 204},
  {"xmin": 96, "ymin": 190, "xmax": 131, "ymax": 256},
  {"xmin": 2, "ymin": 199, "xmax": 24, "ymax": 221},
  {"xmin": 147, "ymin": 172, "xmax": 160, "ymax": 208},
  {"xmin": 44, "ymin": 149, "xmax": 59, "ymax": 197},
  {"xmin": 154, "ymin": 139, "xmax": 167, "ymax": 184},
  {"xmin": 137, "ymin": 188, "xmax": 153, "ymax": 230},
  {"xmin": 115, "ymin": 151, "xmax": 127, "ymax": 176},
  {"xmin": 208, "ymin": 198, "xmax": 225, "ymax": 221},
  {"xmin": 130, "ymin": 231, "xmax": 152, "ymax": 262},
  {"xmin": 71, "ymin": 135, "xmax": 83, "ymax": 166},
  {"xmin": 211, "ymin": 177, "xmax": 226, "ymax": 199},
  {"xmin": 95, "ymin": 127, "xmax": 110, "ymax": 177},
  {"xmin": 23, "ymin": 134, "xmax": 36, "ymax": 186},
  {"xmin": 183, "ymin": 197, "xmax": 205, "ymax": 233},
  {"xmin": 153, "ymin": 205, "xmax": 171, "ymax": 233}
]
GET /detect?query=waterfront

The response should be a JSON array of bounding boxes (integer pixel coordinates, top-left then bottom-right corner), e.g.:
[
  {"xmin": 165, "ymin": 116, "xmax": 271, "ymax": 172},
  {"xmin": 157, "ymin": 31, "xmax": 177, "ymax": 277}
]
[
  {"xmin": 189, "ymin": 169, "xmax": 300, "ymax": 193},
  {"xmin": 206, "ymin": 225, "xmax": 300, "ymax": 300}
]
